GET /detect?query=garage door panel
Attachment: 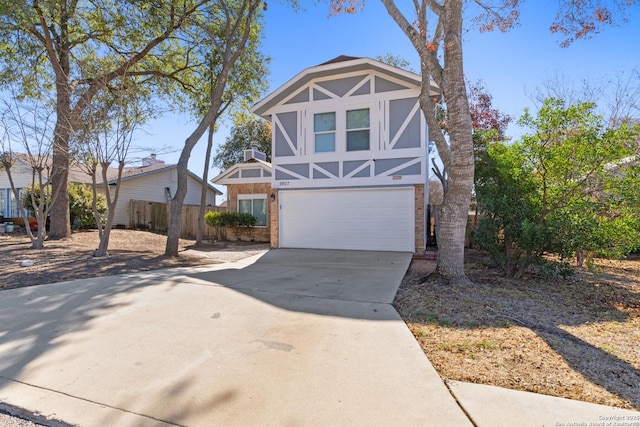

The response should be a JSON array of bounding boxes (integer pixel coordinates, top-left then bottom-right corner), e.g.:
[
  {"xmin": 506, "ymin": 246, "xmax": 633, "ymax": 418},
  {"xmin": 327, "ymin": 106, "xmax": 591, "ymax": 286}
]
[{"xmin": 280, "ymin": 187, "xmax": 414, "ymax": 252}]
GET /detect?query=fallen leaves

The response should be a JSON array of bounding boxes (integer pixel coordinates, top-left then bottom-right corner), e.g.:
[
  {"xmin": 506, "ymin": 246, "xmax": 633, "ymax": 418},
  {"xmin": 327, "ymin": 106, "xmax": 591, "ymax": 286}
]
[{"xmin": 395, "ymin": 250, "xmax": 640, "ymax": 410}]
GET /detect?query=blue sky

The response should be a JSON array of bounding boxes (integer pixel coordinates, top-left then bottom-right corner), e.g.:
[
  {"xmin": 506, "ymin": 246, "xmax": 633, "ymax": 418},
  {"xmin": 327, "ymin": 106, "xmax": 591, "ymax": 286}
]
[{"xmin": 146, "ymin": 1, "xmax": 640, "ymax": 200}]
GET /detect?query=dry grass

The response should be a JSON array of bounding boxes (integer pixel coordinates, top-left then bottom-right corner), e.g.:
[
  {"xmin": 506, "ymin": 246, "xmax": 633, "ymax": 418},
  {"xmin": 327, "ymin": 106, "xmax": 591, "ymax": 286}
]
[
  {"xmin": 394, "ymin": 250, "xmax": 640, "ymax": 410},
  {"xmin": 0, "ymin": 229, "xmax": 267, "ymax": 290}
]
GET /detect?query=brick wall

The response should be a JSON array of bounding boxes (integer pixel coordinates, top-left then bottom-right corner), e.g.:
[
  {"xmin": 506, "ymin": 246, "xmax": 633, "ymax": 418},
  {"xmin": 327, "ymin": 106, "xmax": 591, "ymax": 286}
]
[
  {"xmin": 226, "ymin": 182, "xmax": 271, "ymax": 242},
  {"xmin": 414, "ymin": 184, "xmax": 426, "ymax": 253},
  {"xmin": 269, "ymin": 188, "xmax": 279, "ymax": 248}
]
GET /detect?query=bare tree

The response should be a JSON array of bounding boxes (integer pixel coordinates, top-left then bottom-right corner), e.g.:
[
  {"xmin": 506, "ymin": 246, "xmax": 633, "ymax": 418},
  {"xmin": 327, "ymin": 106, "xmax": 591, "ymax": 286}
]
[
  {"xmin": 75, "ymin": 83, "xmax": 152, "ymax": 257},
  {"xmin": 531, "ymin": 68, "xmax": 640, "ymax": 128},
  {"xmin": 0, "ymin": 91, "xmax": 65, "ymax": 248}
]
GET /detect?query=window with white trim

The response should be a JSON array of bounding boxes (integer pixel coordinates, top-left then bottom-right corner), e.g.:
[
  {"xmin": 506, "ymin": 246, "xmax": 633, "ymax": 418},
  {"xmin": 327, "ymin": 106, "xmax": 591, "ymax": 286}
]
[
  {"xmin": 314, "ymin": 112, "xmax": 336, "ymax": 153},
  {"xmin": 310, "ymin": 107, "xmax": 372, "ymax": 154},
  {"xmin": 237, "ymin": 194, "xmax": 268, "ymax": 226},
  {"xmin": 346, "ymin": 108, "xmax": 370, "ymax": 151}
]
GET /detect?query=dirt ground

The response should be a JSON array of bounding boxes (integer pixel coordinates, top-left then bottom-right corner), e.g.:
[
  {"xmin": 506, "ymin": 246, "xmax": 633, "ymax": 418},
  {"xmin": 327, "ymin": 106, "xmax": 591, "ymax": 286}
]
[
  {"xmin": 0, "ymin": 229, "xmax": 268, "ymax": 289},
  {"xmin": 395, "ymin": 250, "xmax": 640, "ymax": 411},
  {"xmin": 1, "ymin": 230, "xmax": 638, "ymax": 411}
]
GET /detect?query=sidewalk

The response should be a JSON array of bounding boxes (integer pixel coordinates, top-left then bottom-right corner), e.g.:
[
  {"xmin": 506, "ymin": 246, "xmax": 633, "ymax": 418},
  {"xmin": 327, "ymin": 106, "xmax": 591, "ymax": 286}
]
[{"xmin": 447, "ymin": 380, "xmax": 640, "ymax": 427}]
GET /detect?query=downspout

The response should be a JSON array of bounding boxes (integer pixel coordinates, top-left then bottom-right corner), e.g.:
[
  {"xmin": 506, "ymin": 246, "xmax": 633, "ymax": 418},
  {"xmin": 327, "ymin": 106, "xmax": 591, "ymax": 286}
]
[{"xmin": 424, "ymin": 122, "xmax": 431, "ymax": 254}]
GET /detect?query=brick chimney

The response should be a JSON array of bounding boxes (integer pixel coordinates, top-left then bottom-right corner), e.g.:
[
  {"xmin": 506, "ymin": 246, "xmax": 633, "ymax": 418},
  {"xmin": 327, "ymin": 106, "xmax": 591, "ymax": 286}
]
[{"xmin": 142, "ymin": 153, "xmax": 165, "ymax": 167}]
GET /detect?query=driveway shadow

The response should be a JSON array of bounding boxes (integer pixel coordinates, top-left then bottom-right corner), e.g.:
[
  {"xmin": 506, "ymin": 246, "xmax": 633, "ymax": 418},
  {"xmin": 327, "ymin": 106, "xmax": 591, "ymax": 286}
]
[
  {"xmin": 396, "ymin": 257, "xmax": 640, "ymax": 410},
  {"xmin": 183, "ymin": 248, "xmax": 413, "ymax": 309},
  {"xmin": 0, "ymin": 249, "xmax": 416, "ymax": 426}
]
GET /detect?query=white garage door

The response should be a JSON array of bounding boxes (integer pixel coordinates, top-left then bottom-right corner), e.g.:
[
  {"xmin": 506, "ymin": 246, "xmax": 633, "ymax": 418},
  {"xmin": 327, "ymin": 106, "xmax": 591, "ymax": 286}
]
[{"xmin": 279, "ymin": 187, "xmax": 415, "ymax": 252}]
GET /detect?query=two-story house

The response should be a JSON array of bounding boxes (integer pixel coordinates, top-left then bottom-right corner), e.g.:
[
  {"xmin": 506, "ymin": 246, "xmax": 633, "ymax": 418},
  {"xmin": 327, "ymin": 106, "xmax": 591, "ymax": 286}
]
[{"xmin": 215, "ymin": 55, "xmax": 437, "ymax": 253}]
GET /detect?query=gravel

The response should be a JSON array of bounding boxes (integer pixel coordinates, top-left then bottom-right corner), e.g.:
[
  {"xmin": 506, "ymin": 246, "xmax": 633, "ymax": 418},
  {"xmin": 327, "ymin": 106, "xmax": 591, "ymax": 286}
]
[{"xmin": 0, "ymin": 410, "xmax": 47, "ymax": 427}]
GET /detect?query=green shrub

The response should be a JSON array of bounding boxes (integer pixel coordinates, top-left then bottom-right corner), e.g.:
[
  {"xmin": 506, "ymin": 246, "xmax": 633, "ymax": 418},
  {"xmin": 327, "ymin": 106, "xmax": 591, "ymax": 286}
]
[
  {"xmin": 204, "ymin": 211, "xmax": 257, "ymax": 241},
  {"xmin": 474, "ymin": 99, "xmax": 640, "ymax": 277},
  {"xmin": 22, "ymin": 183, "xmax": 107, "ymax": 229},
  {"xmin": 68, "ymin": 183, "xmax": 107, "ymax": 228}
]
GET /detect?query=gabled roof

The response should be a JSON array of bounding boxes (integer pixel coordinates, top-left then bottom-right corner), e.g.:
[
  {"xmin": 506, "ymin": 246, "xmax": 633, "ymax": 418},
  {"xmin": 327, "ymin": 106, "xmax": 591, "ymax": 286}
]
[
  {"xmin": 251, "ymin": 55, "xmax": 439, "ymax": 119},
  {"xmin": 102, "ymin": 163, "xmax": 175, "ymax": 184},
  {"xmin": 103, "ymin": 164, "xmax": 223, "ymax": 195},
  {"xmin": 318, "ymin": 55, "xmax": 362, "ymax": 65},
  {"xmin": 212, "ymin": 158, "xmax": 272, "ymax": 186},
  {"xmin": 2, "ymin": 152, "xmax": 222, "ymax": 195}
]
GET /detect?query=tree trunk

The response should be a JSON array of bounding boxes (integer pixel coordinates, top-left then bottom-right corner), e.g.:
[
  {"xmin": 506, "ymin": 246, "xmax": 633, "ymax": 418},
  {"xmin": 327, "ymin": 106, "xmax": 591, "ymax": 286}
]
[
  {"xmin": 196, "ymin": 123, "xmax": 215, "ymax": 244},
  {"xmin": 94, "ymin": 225, "xmax": 112, "ymax": 257},
  {"xmin": 380, "ymin": 0, "xmax": 474, "ymax": 284},
  {"xmin": 48, "ymin": 129, "xmax": 71, "ymax": 239},
  {"xmin": 431, "ymin": 0, "xmax": 474, "ymax": 284},
  {"xmin": 94, "ymin": 163, "xmax": 124, "ymax": 257},
  {"xmin": 165, "ymin": 0, "xmax": 260, "ymax": 256},
  {"xmin": 46, "ymin": 3, "xmax": 73, "ymax": 240},
  {"xmin": 166, "ymin": 108, "xmax": 219, "ymax": 256}
]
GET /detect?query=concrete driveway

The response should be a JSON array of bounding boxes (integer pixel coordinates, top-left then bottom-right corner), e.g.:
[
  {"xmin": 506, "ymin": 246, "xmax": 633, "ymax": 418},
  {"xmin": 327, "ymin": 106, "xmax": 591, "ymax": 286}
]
[{"xmin": 0, "ymin": 249, "xmax": 471, "ymax": 427}]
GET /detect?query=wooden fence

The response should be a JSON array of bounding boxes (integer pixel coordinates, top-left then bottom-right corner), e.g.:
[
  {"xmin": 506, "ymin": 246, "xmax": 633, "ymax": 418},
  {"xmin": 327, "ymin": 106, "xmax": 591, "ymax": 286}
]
[{"xmin": 129, "ymin": 200, "xmax": 225, "ymax": 239}]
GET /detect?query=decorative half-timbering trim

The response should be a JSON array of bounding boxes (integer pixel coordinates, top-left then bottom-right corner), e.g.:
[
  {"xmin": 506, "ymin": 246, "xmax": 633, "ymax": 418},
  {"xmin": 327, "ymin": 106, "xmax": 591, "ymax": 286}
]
[
  {"xmin": 312, "ymin": 85, "xmax": 335, "ymax": 101},
  {"xmin": 280, "ymin": 163, "xmax": 310, "ymax": 178},
  {"xmin": 275, "ymin": 168, "xmax": 301, "ymax": 181},
  {"xmin": 313, "ymin": 168, "xmax": 331, "ymax": 179},
  {"xmin": 317, "ymin": 75, "xmax": 368, "ymax": 98},
  {"xmin": 284, "ymin": 88, "xmax": 310, "ymax": 105},
  {"xmin": 394, "ymin": 163, "xmax": 422, "ymax": 176},
  {"xmin": 273, "ymin": 112, "xmax": 297, "ymax": 157},
  {"xmin": 353, "ymin": 165, "xmax": 371, "ymax": 178},
  {"xmin": 240, "ymin": 168, "xmax": 262, "ymax": 178},
  {"xmin": 344, "ymin": 160, "xmax": 373, "ymax": 178},
  {"xmin": 314, "ymin": 162, "xmax": 339, "ymax": 178},
  {"xmin": 374, "ymin": 157, "xmax": 420, "ymax": 176},
  {"xmin": 377, "ymin": 100, "xmax": 388, "ymax": 151},
  {"xmin": 389, "ymin": 99, "xmax": 421, "ymax": 150},
  {"xmin": 375, "ymin": 76, "xmax": 411, "ymax": 93}
]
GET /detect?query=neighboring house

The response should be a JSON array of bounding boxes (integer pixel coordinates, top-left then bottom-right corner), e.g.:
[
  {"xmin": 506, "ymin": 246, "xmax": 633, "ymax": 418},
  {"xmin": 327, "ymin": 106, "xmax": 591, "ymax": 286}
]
[
  {"xmin": 0, "ymin": 153, "xmax": 37, "ymax": 219},
  {"xmin": 217, "ymin": 55, "xmax": 438, "ymax": 252},
  {"xmin": 97, "ymin": 155, "xmax": 222, "ymax": 226},
  {"xmin": 0, "ymin": 153, "xmax": 222, "ymax": 227}
]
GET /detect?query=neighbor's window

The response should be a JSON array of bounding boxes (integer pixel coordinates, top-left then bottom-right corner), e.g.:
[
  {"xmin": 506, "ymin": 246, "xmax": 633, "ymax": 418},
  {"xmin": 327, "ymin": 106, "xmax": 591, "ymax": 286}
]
[
  {"xmin": 0, "ymin": 190, "xmax": 6, "ymax": 217},
  {"xmin": 238, "ymin": 195, "xmax": 267, "ymax": 226},
  {"xmin": 346, "ymin": 108, "xmax": 370, "ymax": 151},
  {"xmin": 314, "ymin": 112, "xmax": 336, "ymax": 153},
  {"xmin": 2, "ymin": 188, "xmax": 25, "ymax": 217}
]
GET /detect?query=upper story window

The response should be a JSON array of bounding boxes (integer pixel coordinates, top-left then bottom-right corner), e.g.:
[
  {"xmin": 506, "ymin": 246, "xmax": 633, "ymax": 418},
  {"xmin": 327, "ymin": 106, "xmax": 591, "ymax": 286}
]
[
  {"xmin": 346, "ymin": 108, "xmax": 370, "ymax": 151},
  {"xmin": 314, "ymin": 112, "xmax": 336, "ymax": 153}
]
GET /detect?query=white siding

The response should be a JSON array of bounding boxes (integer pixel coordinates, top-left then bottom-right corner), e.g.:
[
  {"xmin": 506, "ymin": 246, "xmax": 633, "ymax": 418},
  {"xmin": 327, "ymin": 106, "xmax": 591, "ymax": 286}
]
[
  {"xmin": 0, "ymin": 162, "xmax": 41, "ymax": 217},
  {"xmin": 99, "ymin": 169, "xmax": 216, "ymax": 226},
  {"xmin": 0, "ymin": 162, "xmax": 38, "ymax": 189}
]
